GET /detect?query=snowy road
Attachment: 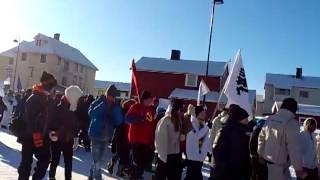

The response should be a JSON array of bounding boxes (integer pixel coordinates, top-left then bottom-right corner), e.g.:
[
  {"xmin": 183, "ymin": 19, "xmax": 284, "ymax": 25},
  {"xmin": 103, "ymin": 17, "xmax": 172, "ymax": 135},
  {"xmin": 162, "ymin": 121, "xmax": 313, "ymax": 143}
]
[{"xmin": 0, "ymin": 130, "xmax": 295, "ymax": 180}]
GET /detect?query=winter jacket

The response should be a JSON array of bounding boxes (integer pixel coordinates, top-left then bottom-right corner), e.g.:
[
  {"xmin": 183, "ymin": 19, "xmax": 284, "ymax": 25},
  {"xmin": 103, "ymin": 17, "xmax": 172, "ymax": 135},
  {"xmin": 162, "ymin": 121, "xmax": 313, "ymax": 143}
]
[
  {"xmin": 212, "ymin": 120, "xmax": 251, "ymax": 180},
  {"xmin": 258, "ymin": 109, "xmax": 303, "ymax": 171},
  {"xmin": 126, "ymin": 103, "xmax": 156, "ymax": 145},
  {"xmin": 23, "ymin": 85, "xmax": 54, "ymax": 138},
  {"xmin": 50, "ymin": 98, "xmax": 79, "ymax": 143},
  {"xmin": 76, "ymin": 101, "xmax": 90, "ymax": 131},
  {"xmin": 209, "ymin": 111, "xmax": 228, "ymax": 152},
  {"xmin": 155, "ymin": 115, "xmax": 180, "ymax": 163},
  {"xmin": 186, "ymin": 117, "xmax": 210, "ymax": 162},
  {"xmin": 301, "ymin": 130, "xmax": 317, "ymax": 169}
]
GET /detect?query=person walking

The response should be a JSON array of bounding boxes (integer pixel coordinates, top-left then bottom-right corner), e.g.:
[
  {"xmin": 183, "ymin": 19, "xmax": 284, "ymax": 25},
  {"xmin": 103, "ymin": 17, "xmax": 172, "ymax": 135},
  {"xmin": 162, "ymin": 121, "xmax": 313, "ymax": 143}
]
[
  {"xmin": 299, "ymin": 118, "xmax": 319, "ymax": 180},
  {"xmin": 48, "ymin": 86, "xmax": 83, "ymax": 180},
  {"xmin": 18, "ymin": 71, "xmax": 57, "ymax": 180},
  {"xmin": 154, "ymin": 99, "xmax": 183, "ymax": 180},
  {"xmin": 88, "ymin": 84, "xmax": 122, "ymax": 180},
  {"xmin": 1, "ymin": 90, "xmax": 17, "ymax": 129},
  {"xmin": 185, "ymin": 106, "xmax": 210, "ymax": 180},
  {"xmin": 211, "ymin": 105, "xmax": 251, "ymax": 180},
  {"xmin": 126, "ymin": 90, "xmax": 156, "ymax": 180},
  {"xmin": 258, "ymin": 98, "xmax": 307, "ymax": 180}
]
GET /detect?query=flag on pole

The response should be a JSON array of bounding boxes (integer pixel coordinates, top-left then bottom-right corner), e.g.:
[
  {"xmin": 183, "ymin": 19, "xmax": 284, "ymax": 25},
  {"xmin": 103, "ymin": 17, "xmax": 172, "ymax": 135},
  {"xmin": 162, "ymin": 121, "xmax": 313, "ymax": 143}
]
[
  {"xmin": 224, "ymin": 49, "xmax": 252, "ymax": 117},
  {"xmin": 197, "ymin": 79, "xmax": 210, "ymax": 105},
  {"xmin": 17, "ymin": 75, "xmax": 22, "ymax": 92},
  {"xmin": 131, "ymin": 59, "xmax": 140, "ymax": 102}
]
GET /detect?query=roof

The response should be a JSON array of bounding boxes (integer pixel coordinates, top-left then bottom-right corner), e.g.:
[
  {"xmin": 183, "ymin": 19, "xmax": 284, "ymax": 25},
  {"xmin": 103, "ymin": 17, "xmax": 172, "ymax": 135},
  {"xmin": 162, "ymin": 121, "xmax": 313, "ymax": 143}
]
[
  {"xmin": 168, "ymin": 88, "xmax": 256, "ymax": 107},
  {"xmin": 95, "ymin": 80, "xmax": 131, "ymax": 92},
  {"xmin": 0, "ymin": 33, "xmax": 98, "ymax": 70},
  {"xmin": 135, "ymin": 57, "xmax": 227, "ymax": 76},
  {"xmin": 266, "ymin": 73, "xmax": 320, "ymax": 89},
  {"xmin": 273, "ymin": 101, "xmax": 320, "ymax": 116}
]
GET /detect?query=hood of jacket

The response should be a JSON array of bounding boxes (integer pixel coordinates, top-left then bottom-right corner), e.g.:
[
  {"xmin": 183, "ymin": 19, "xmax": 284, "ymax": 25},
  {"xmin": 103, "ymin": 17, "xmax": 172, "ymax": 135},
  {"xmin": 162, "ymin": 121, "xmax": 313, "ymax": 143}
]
[{"xmin": 65, "ymin": 86, "xmax": 83, "ymax": 111}]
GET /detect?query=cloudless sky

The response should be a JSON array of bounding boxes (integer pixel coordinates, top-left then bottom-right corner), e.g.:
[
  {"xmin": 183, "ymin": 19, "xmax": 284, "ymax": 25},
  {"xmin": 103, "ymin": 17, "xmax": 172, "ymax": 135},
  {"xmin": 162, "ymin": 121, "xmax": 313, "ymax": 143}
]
[{"xmin": 1, "ymin": 0, "xmax": 320, "ymax": 94}]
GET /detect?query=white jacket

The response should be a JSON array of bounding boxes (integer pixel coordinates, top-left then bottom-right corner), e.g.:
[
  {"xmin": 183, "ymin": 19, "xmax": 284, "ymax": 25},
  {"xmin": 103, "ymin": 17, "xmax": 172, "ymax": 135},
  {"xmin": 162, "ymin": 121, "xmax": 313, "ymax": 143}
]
[
  {"xmin": 301, "ymin": 130, "xmax": 317, "ymax": 169},
  {"xmin": 258, "ymin": 109, "xmax": 303, "ymax": 171},
  {"xmin": 186, "ymin": 116, "xmax": 210, "ymax": 162}
]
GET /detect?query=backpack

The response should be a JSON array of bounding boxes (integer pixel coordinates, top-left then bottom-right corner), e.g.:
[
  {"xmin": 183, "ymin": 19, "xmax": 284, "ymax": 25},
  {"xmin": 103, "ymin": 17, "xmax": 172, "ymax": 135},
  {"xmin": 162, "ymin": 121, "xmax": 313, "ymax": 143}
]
[{"xmin": 88, "ymin": 97, "xmax": 108, "ymax": 139}]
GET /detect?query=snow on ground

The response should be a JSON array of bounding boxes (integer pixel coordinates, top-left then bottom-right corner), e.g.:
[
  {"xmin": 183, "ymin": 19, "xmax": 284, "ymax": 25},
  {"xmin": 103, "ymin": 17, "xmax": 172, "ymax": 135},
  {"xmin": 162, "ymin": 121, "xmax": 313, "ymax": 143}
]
[{"xmin": 0, "ymin": 129, "xmax": 294, "ymax": 180}]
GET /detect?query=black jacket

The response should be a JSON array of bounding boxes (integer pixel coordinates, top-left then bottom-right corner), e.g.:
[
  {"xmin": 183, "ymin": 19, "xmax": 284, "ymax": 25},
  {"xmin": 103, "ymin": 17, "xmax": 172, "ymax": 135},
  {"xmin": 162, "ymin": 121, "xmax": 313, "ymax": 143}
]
[
  {"xmin": 213, "ymin": 120, "xmax": 251, "ymax": 180},
  {"xmin": 50, "ymin": 99, "xmax": 79, "ymax": 143}
]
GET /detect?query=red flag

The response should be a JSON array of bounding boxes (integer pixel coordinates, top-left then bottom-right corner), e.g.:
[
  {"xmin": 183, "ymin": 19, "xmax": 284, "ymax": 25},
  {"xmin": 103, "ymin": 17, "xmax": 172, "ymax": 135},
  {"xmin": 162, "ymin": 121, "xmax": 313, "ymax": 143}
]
[{"xmin": 131, "ymin": 59, "xmax": 140, "ymax": 102}]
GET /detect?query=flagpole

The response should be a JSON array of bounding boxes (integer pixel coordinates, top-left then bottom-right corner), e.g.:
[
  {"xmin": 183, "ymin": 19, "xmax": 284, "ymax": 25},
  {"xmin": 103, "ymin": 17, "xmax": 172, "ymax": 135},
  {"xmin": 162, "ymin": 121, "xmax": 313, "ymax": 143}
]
[{"xmin": 203, "ymin": 0, "xmax": 223, "ymax": 105}]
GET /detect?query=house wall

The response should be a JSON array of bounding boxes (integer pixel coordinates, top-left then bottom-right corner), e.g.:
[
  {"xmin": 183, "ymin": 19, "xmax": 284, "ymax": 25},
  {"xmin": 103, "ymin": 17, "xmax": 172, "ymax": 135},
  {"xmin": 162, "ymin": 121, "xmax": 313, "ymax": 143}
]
[
  {"xmin": 93, "ymin": 87, "xmax": 130, "ymax": 99},
  {"xmin": 0, "ymin": 52, "xmax": 96, "ymax": 94},
  {"xmin": 130, "ymin": 70, "xmax": 222, "ymax": 99}
]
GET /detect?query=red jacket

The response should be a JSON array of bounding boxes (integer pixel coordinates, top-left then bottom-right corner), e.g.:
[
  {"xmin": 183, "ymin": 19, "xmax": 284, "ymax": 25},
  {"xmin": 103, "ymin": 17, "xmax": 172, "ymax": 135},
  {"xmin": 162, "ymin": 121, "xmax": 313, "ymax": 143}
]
[{"xmin": 126, "ymin": 103, "xmax": 156, "ymax": 145}]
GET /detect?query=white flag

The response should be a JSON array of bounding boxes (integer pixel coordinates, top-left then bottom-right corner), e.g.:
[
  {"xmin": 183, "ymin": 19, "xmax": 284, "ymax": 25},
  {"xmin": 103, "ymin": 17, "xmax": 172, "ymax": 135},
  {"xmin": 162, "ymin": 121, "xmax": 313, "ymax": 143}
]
[
  {"xmin": 197, "ymin": 79, "xmax": 210, "ymax": 105},
  {"xmin": 224, "ymin": 50, "xmax": 252, "ymax": 117}
]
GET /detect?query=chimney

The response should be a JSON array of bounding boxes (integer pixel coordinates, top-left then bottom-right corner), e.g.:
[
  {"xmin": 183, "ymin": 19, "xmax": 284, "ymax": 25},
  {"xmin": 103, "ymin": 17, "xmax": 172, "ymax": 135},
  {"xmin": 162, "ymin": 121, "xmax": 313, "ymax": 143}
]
[
  {"xmin": 54, "ymin": 33, "xmax": 60, "ymax": 41},
  {"xmin": 296, "ymin": 67, "xmax": 302, "ymax": 79},
  {"xmin": 170, "ymin": 50, "xmax": 181, "ymax": 60}
]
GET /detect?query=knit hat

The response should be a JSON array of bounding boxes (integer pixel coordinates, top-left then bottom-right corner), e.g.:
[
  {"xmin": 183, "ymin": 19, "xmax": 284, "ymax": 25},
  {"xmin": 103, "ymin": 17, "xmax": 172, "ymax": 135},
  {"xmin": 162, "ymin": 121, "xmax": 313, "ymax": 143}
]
[
  {"xmin": 141, "ymin": 90, "xmax": 152, "ymax": 100},
  {"xmin": 195, "ymin": 106, "xmax": 205, "ymax": 117},
  {"xmin": 229, "ymin": 104, "xmax": 249, "ymax": 122},
  {"xmin": 40, "ymin": 71, "xmax": 57, "ymax": 86},
  {"xmin": 65, "ymin": 85, "xmax": 84, "ymax": 111},
  {"xmin": 105, "ymin": 84, "xmax": 119, "ymax": 98}
]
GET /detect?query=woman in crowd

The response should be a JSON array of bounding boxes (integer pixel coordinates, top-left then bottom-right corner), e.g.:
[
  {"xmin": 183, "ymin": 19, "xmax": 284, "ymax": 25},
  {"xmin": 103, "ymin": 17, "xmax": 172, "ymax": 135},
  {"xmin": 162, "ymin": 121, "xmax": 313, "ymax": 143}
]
[
  {"xmin": 154, "ymin": 99, "xmax": 184, "ymax": 180},
  {"xmin": 185, "ymin": 106, "xmax": 210, "ymax": 180},
  {"xmin": 212, "ymin": 104, "xmax": 251, "ymax": 180},
  {"xmin": 300, "ymin": 118, "xmax": 319, "ymax": 180},
  {"xmin": 48, "ymin": 86, "xmax": 83, "ymax": 180}
]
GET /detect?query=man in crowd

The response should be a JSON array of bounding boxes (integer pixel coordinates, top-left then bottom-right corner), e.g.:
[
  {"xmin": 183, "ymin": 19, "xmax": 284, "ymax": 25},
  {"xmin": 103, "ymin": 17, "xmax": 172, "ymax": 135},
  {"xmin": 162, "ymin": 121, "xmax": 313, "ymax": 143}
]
[
  {"xmin": 258, "ymin": 98, "xmax": 307, "ymax": 180},
  {"xmin": 18, "ymin": 72, "xmax": 57, "ymax": 180},
  {"xmin": 126, "ymin": 90, "xmax": 156, "ymax": 180}
]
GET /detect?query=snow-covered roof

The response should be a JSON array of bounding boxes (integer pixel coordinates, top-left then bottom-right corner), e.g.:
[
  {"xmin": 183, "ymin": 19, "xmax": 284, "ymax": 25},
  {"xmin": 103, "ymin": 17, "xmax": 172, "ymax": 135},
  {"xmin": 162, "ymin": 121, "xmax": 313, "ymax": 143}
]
[
  {"xmin": 168, "ymin": 88, "xmax": 256, "ymax": 107},
  {"xmin": 0, "ymin": 33, "xmax": 98, "ymax": 70},
  {"xmin": 266, "ymin": 73, "xmax": 320, "ymax": 89},
  {"xmin": 95, "ymin": 80, "xmax": 131, "ymax": 92},
  {"xmin": 135, "ymin": 57, "xmax": 227, "ymax": 76},
  {"xmin": 273, "ymin": 101, "xmax": 320, "ymax": 116}
]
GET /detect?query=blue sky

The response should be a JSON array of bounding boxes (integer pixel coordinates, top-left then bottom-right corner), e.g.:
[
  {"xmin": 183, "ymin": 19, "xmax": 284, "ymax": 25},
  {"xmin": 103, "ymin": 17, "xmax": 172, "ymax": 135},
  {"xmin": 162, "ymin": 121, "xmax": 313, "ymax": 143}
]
[{"xmin": 0, "ymin": 0, "xmax": 320, "ymax": 94}]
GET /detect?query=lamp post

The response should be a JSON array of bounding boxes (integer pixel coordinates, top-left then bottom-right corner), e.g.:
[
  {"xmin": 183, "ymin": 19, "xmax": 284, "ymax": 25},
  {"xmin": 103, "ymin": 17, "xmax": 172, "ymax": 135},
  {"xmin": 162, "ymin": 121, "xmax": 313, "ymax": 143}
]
[
  {"xmin": 203, "ymin": 0, "xmax": 224, "ymax": 105},
  {"xmin": 12, "ymin": 37, "xmax": 21, "ymax": 91}
]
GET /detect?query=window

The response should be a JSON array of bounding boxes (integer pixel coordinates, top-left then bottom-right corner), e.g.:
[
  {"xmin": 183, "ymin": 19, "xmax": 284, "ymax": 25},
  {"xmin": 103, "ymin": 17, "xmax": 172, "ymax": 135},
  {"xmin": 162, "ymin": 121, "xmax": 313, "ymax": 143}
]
[
  {"xmin": 40, "ymin": 54, "xmax": 46, "ymax": 63},
  {"xmin": 300, "ymin": 91, "xmax": 309, "ymax": 98},
  {"xmin": 75, "ymin": 63, "xmax": 79, "ymax": 72},
  {"xmin": 9, "ymin": 57, "xmax": 14, "ymax": 65},
  {"xmin": 185, "ymin": 74, "xmax": 198, "ymax": 87},
  {"xmin": 73, "ymin": 75, "xmax": 77, "ymax": 85},
  {"xmin": 21, "ymin": 53, "xmax": 27, "ymax": 61},
  {"xmin": 275, "ymin": 88, "xmax": 290, "ymax": 96},
  {"xmin": 64, "ymin": 61, "xmax": 69, "ymax": 72},
  {"xmin": 29, "ymin": 66, "xmax": 34, "ymax": 77},
  {"xmin": 57, "ymin": 56, "xmax": 62, "ymax": 65},
  {"xmin": 80, "ymin": 65, "xmax": 84, "ymax": 73},
  {"xmin": 6, "ymin": 69, "xmax": 13, "ymax": 78},
  {"xmin": 36, "ymin": 40, "xmax": 41, "ymax": 46},
  {"xmin": 62, "ymin": 77, "xmax": 67, "ymax": 86}
]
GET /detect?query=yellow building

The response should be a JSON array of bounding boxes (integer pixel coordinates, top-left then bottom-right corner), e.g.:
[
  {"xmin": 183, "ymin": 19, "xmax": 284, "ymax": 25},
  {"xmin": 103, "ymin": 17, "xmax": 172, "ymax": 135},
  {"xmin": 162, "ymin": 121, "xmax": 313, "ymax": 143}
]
[{"xmin": 0, "ymin": 33, "xmax": 98, "ymax": 94}]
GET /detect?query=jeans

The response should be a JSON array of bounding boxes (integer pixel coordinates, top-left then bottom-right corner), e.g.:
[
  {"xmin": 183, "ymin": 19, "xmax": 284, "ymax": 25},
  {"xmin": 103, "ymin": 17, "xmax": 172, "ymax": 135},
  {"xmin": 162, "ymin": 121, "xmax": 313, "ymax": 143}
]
[
  {"xmin": 89, "ymin": 139, "xmax": 109, "ymax": 180},
  {"xmin": 18, "ymin": 137, "xmax": 50, "ymax": 180},
  {"xmin": 49, "ymin": 140, "xmax": 74, "ymax": 180}
]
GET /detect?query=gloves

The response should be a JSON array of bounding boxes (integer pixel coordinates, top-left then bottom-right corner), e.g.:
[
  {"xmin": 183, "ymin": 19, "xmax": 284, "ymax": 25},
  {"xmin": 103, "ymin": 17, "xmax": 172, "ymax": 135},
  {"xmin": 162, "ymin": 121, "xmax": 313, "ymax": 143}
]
[
  {"xmin": 73, "ymin": 137, "xmax": 79, "ymax": 151},
  {"xmin": 49, "ymin": 131, "xmax": 58, "ymax": 142},
  {"xmin": 32, "ymin": 132, "xmax": 44, "ymax": 148}
]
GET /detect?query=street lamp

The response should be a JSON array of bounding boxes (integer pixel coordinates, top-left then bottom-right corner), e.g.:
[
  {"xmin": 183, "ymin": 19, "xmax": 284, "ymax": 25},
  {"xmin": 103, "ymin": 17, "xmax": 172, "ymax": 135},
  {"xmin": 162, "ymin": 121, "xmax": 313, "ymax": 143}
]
[
  {"xmin": 203, "ymin": 0, "xmax": 224, "ymax": 105},
  {"xmin": 12, "ymin": 37, "xmax": 21, "ymax": 91}
]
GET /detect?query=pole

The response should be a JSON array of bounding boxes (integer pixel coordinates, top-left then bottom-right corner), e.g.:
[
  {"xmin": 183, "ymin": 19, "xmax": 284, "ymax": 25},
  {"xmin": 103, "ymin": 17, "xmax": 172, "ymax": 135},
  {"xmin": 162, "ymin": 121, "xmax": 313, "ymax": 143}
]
[
  {"xmin": 203, "ymin": 1, "xmax": 216, "ymax": 105},
  {"xmin": 12, "ymin": 40, "xmax": 20, "ymax": 91}
]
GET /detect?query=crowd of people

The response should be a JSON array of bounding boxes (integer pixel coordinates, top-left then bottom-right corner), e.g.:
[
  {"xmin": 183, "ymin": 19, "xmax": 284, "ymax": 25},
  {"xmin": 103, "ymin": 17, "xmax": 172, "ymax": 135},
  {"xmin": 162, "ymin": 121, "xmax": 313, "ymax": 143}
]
[{"xmin": 1, "ymin": 71, "xmax": 320, "ymax": 180}]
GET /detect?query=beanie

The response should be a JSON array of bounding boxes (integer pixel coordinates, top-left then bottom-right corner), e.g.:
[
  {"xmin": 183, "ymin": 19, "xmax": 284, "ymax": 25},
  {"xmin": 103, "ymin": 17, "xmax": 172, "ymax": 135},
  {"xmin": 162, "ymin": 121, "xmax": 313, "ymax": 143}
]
[
  {"xmin": 141, "ymin": 90, "xmax": 152, "ymax": 101},
  {"xmin": 195, "ymin": 106, "xmax": 204, "ymax": 117},
  {"xmin": 105, "ymin": 84, "xmax": 119, "ymax": 98},
  {"xmin": 281, "ymin": 98, "xmax": 298, "ymax": 114},
  {"xmin": 40, "ymin": 71, "xmax": 57, "ymax": 85},
  {"xmin": 229, "ymin": 104, "xmax": 249, "ymax": 122}
]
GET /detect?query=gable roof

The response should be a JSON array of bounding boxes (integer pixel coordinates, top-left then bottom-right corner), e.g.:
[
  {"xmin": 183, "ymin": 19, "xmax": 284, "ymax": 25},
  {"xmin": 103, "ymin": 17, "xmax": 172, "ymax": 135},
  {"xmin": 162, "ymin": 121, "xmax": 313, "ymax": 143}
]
[
  {"xmin": 266, "ymin": 73, "xmax": 320, "ymax": 89},
  {"xmin": 95, "ymin": 80, "xmax": 131, "ymax": 92},
  {"xmin": 0, "ymin": 33, "xmax": 98, "ymax": 70},
  {"xmin": 135, "ymin": 57, "xmax": 227, "ymax": 77}
]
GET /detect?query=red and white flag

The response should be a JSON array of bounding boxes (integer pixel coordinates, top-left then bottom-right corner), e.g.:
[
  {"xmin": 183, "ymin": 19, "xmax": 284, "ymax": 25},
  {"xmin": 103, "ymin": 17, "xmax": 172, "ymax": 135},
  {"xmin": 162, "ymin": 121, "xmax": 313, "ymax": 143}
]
[{"xmin": 131, "ymin": 59, "xmax": 140, "ymax": 102}]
